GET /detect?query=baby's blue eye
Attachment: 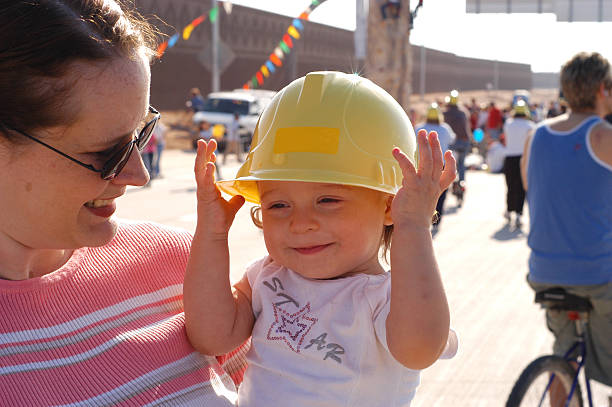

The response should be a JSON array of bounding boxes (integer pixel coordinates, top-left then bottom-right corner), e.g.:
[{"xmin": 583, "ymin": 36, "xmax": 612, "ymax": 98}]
[
  {"xmin": 319, "ymin": 197, "xmax": 340, "ymax": 204},
  {"xmin": 268, "ymin": 203, "xmax": 288, "ymax": 209}
]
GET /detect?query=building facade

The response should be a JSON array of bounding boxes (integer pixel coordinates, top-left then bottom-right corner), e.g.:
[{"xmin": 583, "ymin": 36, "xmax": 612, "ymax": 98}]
[{"xmin": 135, "ymin": 1, "xmax": 533, "ymax": 109}]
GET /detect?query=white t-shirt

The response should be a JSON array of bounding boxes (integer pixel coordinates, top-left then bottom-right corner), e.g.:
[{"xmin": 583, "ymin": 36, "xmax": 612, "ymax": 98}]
[
  {"xmin": 486, "ymin": 141, "xmax": 506, "ymax": 173},
  {"xmin": 237, "ymin": 257, "xmax": 458, "ymax": 407},
  {"xmin": 503, "ymin": 118, "xmax": 536, "ymax": 156},
  {"xmin": 227, "ymin": 119, "xmax": 240, "ymax": 141}
]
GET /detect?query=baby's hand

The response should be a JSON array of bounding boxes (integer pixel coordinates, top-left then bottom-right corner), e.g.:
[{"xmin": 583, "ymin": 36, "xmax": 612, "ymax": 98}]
[
  {"xmin": 194, "ymin": 139, "xmax": 245, "ymax": 237},
  {"xmin": 391, "ymin": 129, "xmax": 457, "ymax": 229}
]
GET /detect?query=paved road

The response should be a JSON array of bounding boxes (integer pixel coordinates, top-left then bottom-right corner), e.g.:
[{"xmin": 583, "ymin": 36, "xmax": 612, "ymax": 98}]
[{"xmin": 115, "ymin": 149, "xmax": 609, "ymax": 406}]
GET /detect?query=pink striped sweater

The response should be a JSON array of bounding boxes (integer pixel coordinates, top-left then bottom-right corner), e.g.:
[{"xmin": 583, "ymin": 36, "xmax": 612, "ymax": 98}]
[{"xmin": 0, "ymin": 222, "xmax": 247, "ymax": 406}]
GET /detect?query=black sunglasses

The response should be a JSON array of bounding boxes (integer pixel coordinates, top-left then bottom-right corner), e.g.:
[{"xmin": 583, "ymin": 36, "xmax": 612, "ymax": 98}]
[{"xmin": 3, "ymin": 106, "xmax": 160, "ymax": 180}]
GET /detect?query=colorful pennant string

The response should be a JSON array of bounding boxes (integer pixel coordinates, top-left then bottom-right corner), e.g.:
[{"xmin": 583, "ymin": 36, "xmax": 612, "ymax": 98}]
[
  {"xmin": 167, "ymin": 33, "xmax": 180, "ymax": 48},
  {"xmin": 242, "ymin": 0, "xmax": 329, "ymax": 89},
  {"xmin": 183, "ymin": 15, "xmax": 206, "ymax": 40},
  {"xmin": 265, "ymin": 61, "xmax": 276, "ymax": 73},
  {"xmin": 156, "ymin": 5, "xmax": 225, "ymax": 59},
  {"xmin": 209, "ymin": 7, "xmax": 219, "ymax": 23},
  {"xmin": 155, "ymin": 0, "xmax": 330, "ymax": 91}
]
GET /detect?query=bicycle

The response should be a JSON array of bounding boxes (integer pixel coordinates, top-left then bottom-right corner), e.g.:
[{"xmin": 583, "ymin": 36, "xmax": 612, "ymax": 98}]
[{"xmin": 505, "ymin": 287, "xmax": 608, "ymax": 407}]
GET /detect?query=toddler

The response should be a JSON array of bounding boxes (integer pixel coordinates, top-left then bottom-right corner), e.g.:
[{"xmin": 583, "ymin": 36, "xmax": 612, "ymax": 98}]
[{"xmin": 185, "ymin": 72, "xmax": 458, "ymax": 406}]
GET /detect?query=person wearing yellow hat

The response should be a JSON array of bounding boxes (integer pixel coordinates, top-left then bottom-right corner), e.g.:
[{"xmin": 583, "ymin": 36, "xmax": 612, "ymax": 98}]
[
  {"xmin": 443, "ymin": 90, "xmax": 473, "ymax": 184},
  {"xmin": 501, "ymin": 100, "xmax": 535, "ymax": 227},
  {"xmin": 184, "ymin": 72, "xmax": 458, "ymax": 406},
  {"xmin": 416, "ymin": 103, "xmax": 456, "ymax": 232}
]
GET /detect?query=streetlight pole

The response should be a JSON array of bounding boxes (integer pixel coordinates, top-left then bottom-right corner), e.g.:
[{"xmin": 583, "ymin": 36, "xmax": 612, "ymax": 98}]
[
  {"xmin": 355, "ymin": 0, "xmax": 367, "ymax": 71},
  {"xmin": 419, "ymin": 44, "xmax": 426, "ymax": 101},
  {"xmin": 211, "ymin": 0, "xmax": 220, "ymax": 92}
]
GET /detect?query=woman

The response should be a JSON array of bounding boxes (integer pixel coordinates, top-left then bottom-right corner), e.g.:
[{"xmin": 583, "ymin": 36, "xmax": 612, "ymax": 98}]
[
  {"xmin": 415, "ymin": 103, "xmax": 456, "ymax": 231},
  {"xmin": 0, "ymin": 1, "xmax": 246, "ymax": 405},
  {"xmin": 501, "ymin": 100, "xmax": 535, "ymax": 228}
]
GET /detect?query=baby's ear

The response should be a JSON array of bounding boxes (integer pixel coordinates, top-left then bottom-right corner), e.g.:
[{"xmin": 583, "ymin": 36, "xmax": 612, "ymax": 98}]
[{"xmin": 383, "ymin": 195, "xmax": 394, "ymax": 226}]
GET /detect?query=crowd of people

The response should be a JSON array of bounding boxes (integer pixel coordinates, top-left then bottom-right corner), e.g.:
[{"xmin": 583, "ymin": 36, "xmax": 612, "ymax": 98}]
[
  {"xmin": 412, "ymin": 52, "xmax": 612, "ymax": 402},
  {"xmin": 0, "ymin": 0, "xmax": 610, "ymax": 405},
  {"xmin": 412, "ymin": 87, "xmax": 574, "ymax": 230}
]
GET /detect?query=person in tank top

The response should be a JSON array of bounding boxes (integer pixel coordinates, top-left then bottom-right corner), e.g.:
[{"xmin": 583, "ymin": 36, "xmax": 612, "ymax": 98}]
[{"xmin": 521, "ymin": 52, "xmax": 612, "ymax": 388}]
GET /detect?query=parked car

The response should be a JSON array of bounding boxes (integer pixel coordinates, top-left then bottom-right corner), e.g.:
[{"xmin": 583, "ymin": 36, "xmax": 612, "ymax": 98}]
[{"xmin": 192, "ymin": 89, "xmax": 275, "ymax": 151}]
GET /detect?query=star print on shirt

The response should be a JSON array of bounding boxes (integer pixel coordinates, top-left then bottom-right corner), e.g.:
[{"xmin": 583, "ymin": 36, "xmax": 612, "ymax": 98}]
[{"xmin": 267, "ymin": 302, "xmax": 318, "ymax": 353}]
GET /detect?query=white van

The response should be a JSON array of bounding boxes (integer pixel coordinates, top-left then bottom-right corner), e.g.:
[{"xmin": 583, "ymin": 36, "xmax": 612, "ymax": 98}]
[{"xmin": 192, "ymin": 89, "xmax": 275, "ymax": 151}]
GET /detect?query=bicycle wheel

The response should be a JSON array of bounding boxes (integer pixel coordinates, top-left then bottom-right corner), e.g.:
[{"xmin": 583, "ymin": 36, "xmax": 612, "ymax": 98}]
[{"xmin": 506, "ymin": 355, "xmax": 583, "ymax": 407}]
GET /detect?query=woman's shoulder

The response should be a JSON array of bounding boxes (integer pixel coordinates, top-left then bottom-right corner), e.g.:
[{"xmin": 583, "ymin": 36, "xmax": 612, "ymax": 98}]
[
  {"xmin": 85, "ymin": 221, "xmax": 193, "ymax": 282},
  {"xmin": 111, "ymin": 220, "xmax": 193, "ymax": 256}
]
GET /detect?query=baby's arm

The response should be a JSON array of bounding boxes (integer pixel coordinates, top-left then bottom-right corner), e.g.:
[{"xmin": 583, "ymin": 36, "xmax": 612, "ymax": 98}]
[
  {"xmin": 184, "ymin": 139, "xmax": 254, "ymax": 355},
  {"xmin": 386, "ymin": 130, "xmax": 456, "ymax": 370}
]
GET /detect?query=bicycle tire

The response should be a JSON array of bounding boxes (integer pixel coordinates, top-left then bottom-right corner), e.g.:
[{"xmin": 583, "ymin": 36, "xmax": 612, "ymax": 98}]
[{"xmin": 506, "ymin": 355, "xmax": 583, "ymax": 407}]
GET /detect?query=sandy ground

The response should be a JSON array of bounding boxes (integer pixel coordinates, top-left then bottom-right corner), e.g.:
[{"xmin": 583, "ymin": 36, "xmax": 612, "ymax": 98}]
[{"xmin": 159, "ymin": 88, "xmax": 560, "ymax": 150}]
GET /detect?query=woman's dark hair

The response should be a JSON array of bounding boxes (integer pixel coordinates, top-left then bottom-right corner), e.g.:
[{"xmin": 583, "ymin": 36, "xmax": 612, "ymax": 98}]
[{"xmin": 0, "ymin": 0, "xmax": 158, "ymax": 137}]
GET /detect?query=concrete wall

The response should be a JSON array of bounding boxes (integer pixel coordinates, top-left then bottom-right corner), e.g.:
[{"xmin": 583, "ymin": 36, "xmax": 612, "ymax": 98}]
[
  {"xmin": 136, "ymin": 1, "xmax": 534, "ymax": 109},
  {"xmin": 411, "ymin": 47, "xmax": 533, "ymax": 95},
  {"xmin": 533, "ymin": 72, "xmax": 560, "ymax": 89}
]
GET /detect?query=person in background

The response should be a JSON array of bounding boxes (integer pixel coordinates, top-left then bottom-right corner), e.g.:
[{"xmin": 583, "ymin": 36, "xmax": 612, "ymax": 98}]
[
  {"xmin": 521, "ymin": 51, "xmax": 612, "ymax": 394},
  {"xmin": 151, "ymin": 119, "xmax": 166, "ymax": 179},
  {"xmin": 468, "ymin": 98, "xmax": 480, "ymax": 132},
  {"xmin": 529, "ymin": 103, "xmax": 542, "ymax": 123},
  {"xmin": 186, "ymin": 87, "xmax": 206, "ymax": 113},
  {"xmin": 142, "ymin": 127, "xmax": 156, "ymax": 186},
  {"xmin": 416, "ymin": 103, "xmax": 456, "ymax": 232},
  {"xmin": 501, "ymin": 100, "xmax": 535, "ymax": 228},
  {"xmin": 0, "ymin": 1, "xmax": 246, "ymax": 405},
  {"xmin": 485, "ymin": 101, "xmax": 503, "ymax": 141},
  {"xmin": 443, "ymin": 89, "xmax": 472, "ymax": 183},
  {"xmin": 223, "ymin": 111, "xmax": 242, "ymax": 164},
  {"xmin": 546, "ymin": 100, "xmax": 560, "ymax": 118}
]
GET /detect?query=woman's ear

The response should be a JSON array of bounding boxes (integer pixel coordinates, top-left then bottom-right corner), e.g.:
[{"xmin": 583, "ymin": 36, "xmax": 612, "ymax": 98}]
[{"xmin": 383, "ymin": 195, "xmax": 394, "ymax": 226}]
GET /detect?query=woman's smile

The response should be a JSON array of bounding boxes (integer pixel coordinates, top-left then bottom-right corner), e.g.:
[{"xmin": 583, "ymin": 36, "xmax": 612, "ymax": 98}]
[{"xmin": 84, "ymin": 199, "xmax": 117, "ymax": 218}]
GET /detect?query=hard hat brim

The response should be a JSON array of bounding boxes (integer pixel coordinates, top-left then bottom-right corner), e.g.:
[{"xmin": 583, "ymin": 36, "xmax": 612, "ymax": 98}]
[{"xmin": 217, "ymin": 170, "xmax": 398, "ymax": 205}]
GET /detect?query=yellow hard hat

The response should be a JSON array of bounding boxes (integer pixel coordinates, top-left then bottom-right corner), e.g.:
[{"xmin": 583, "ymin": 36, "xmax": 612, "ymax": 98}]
[
  {"xmin": 512, "ymin": 100, "xmax": 530, "ymax": 117},
  {"xmin": 426, "ymin": 102, "xmax": 442, "ymax": 122},
  {"xmin": 445, "ymin": 89, "xmax": 459, "ymax": 106},
  {"xmin": 216, "ymin": 71, "xmax": 417, "ymax": 204}
]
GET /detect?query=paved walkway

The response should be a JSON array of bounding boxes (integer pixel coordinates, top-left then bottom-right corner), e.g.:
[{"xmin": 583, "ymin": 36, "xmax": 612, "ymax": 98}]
[{"xmin": 116, "ymin": 149, "xmax": 609, "ymax": 406}]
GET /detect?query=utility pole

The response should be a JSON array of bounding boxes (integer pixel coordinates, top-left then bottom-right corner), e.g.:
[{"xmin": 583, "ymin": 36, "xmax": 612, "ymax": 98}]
[
  {"xmin": 419, "ymin": 44, "xmax": 426, "ymax": 101},
  {"xmin": 211, "ymin": 0, "xmax": 220, "ymax": 92},
  {"xmin": 366, "ymin": 0, "xmax": 413, "ymax": 112},
  {"xmin": 355, "ymin": 0, "xmax": 368, "ymax": 72}
]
